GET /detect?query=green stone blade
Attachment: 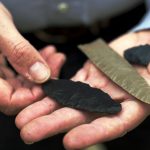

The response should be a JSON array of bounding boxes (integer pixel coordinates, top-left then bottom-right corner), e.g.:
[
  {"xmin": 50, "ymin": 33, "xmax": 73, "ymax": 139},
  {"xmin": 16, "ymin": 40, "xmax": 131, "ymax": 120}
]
[{"xmin": 78, "ymin": 39, "xmax": 150, "ymax": 104}]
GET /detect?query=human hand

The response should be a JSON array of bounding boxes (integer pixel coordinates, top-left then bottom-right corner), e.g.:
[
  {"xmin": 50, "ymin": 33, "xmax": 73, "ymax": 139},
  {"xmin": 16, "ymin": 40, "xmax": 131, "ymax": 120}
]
[
  {"xmin": 15, "ymin": 31, "xmax": 150, "ymax": 149},
  {"xmin": 0, "ymin": 46, "xmax": 65, "ymax": 115},
  {"xmin": 0, "ymin": 3, "xmax": 51, "ymax": 83}
]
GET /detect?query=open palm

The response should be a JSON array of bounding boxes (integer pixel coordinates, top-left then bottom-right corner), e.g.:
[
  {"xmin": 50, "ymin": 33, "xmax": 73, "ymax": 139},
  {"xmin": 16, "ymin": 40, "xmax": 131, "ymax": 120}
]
[
  {"xmin": 16, "ymin": 31, "xmax": 150, "ymax": 150},
  {"xmin": 0, "ymin": 46, "xmax": 65, "ymax": 115}
]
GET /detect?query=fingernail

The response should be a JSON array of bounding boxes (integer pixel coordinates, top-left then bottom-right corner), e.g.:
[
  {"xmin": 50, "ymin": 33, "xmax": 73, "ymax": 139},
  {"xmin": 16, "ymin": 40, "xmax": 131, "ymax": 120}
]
[{"xmin": 29, "ymin": 62, "xmax": 50, "ymax": 83}]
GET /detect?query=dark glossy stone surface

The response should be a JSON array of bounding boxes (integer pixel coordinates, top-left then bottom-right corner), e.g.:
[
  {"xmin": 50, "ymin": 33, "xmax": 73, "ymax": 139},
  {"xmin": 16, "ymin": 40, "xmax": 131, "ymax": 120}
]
[
  {"xmin": 124, "ymin": 45, "xmax": 150, "ymax": 66},
  {"xmin": 42, "ymin": 79, "xmax": 121, "ymax": 114}
]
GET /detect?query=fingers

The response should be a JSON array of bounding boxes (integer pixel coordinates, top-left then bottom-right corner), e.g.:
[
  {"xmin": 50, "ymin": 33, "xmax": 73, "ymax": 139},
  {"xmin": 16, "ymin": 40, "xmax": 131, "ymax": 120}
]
[
  {"xmin": 72, "ymin": 61, "xmax": 131, "ymax": 101},
  {"xmin": 0, "ymin": 70, "xmax": 44, "ymax": 115},
  {"xmin": 0, "ymin": 45, "xmax": 65, "ymax": 115},
  {"xmin": 40, "ymin": 46, "xmax": 66, "ymax": 78},
  {"xmin": 16, "ymin": 99, "xmax": 150, "ymax": 148},
  {"xmin": 47, "ymin": 52, "xmax": 66, "ymax": 77},
  {"xmin": 17, "ymin": 107, "xmax": 99, "ymax": 144},
  {"xmin": 71, "ymin": 68, "xmax": 88, "ymax": 82},
  {"xmin": 0, "ymin": 85, "xmax": 43, "ymax": 115},
  {"xmin": 15, "ymin": 97, "xmax": 61, "ymax": 129},
  {"xmin": 63, "ymin": 100, "xmax": 150, "ymax": 150},
  {"xmin": 0, "ymin": 3, "xmax": 50, "ymax": 83},
  {"xmin": 40, "ymin": 46, "xmax": 56, "ymax": 59}
]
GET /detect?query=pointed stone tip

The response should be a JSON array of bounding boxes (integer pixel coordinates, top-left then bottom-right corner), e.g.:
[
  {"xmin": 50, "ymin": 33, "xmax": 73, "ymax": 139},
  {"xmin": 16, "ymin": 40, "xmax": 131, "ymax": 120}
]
[{"xmin": 108, "ymin": 103, "xmax": 122, "ymax": 114}]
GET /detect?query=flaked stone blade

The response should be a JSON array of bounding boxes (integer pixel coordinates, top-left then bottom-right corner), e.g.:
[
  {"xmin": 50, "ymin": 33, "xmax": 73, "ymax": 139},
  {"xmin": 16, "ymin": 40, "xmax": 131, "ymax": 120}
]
[
  {"xmin": 78, "ymin": 39, "xmax": 150, "ymax": 104},
  {"xmin": 42, "ymin": 79, "xmax": 121, "ymax": 114}
]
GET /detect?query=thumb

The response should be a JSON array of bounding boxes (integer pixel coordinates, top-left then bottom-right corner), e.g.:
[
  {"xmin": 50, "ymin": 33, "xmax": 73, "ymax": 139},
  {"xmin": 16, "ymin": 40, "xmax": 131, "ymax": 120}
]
[{"xmin": 0, "ymin": 3, "xmax": 50, "ymax": 83}]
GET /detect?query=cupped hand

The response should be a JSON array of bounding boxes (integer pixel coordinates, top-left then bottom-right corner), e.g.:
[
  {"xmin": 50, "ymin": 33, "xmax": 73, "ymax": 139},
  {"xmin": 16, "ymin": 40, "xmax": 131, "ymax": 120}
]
[
  {"xmin": 0, "ymin": 46, "xmax": 65, "ymax": 115},
  {"xmin": 15, "ymin": 31, "xmax": 150, "ymax": 149},
  {"xmin": 0, "ymin": 3, "xmax": 51, "ymax": 83}
]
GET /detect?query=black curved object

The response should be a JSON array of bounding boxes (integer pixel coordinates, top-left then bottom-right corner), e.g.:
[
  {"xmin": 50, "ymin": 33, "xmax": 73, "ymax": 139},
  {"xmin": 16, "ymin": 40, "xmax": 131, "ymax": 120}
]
[
  {"xmin": 42, "ymin": 79, "xmax": 121, "ymax": 114},
  {"xmin": 124, "ymin": 45, "xmax": 150, "ymax": 66}
]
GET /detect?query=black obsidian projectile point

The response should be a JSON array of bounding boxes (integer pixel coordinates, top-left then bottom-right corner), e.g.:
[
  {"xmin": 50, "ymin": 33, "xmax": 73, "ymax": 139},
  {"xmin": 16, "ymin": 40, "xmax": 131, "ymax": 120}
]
[
  {"xmin": 42, "ymin": 79, "xmax": 121, "ymax": 114},
  {"xmin": 124, "ymin": 45, "xmax": 150, "ymax": 66}
]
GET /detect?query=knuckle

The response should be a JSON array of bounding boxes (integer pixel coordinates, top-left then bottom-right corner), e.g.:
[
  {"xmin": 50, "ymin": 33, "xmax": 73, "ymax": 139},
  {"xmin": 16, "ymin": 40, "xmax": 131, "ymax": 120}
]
[{"xmin": 9, "ymin": 41, "xmax": 31, "ymax": 65}]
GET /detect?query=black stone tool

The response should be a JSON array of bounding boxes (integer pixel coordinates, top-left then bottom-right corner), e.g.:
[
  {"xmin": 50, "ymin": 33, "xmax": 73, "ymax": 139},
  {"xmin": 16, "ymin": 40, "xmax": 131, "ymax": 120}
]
[
  {"xmin": 42, "ymin": 79, "xmax": 121, "ymax": 114},
  {"xmin": 124, "ymin": 45, "xmax": 150, "ymax": 66}
]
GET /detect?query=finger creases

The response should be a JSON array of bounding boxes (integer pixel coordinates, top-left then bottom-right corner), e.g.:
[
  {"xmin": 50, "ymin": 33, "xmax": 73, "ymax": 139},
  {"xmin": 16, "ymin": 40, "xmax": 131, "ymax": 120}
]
[
  {"xmin": 15, "ymin": 97, "xmax": 60, "ymax": 129},
  {"xmin": 63, "ymin": 100, "xmax": 150, "ymax": 150},
  {"xmin": 0, "ymin": 34, "xmax": 50, "ymax": 83},
  {"xmin": 19, "ymin": 107, "xmax": 98, "ymax": 144}
]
